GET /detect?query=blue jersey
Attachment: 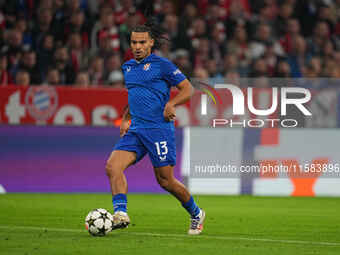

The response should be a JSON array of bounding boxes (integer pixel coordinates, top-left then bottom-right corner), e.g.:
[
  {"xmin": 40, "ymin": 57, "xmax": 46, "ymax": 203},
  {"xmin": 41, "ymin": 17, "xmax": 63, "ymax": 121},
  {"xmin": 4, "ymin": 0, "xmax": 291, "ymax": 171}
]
[{"xmin": 122, "ymin": 53, "xmax": 186, "ymax": 130}]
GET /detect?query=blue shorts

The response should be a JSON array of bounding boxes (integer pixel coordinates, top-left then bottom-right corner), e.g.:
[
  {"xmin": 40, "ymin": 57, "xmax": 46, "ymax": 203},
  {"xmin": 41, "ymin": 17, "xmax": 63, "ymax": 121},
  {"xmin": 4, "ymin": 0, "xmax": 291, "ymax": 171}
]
[{"xmin": 113, "ymin": 128, "xmax": 176, "ymax": 167}]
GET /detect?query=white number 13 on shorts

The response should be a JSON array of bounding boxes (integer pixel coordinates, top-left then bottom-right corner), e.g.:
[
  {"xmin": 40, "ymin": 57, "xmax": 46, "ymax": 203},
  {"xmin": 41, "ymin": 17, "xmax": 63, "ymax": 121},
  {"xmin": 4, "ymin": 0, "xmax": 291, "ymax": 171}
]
[{"xmin": 155, "ymin": 141, "xmax": 168, "ymax": 155}]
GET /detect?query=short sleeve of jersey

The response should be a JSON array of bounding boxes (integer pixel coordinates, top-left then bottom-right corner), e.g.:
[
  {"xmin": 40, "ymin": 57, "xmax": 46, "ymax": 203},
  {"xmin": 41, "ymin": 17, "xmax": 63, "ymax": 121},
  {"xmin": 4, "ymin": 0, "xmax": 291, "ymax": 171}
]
[{"xmin": 161, "ymin": 59, "xmax": 186, "ymax": 87}]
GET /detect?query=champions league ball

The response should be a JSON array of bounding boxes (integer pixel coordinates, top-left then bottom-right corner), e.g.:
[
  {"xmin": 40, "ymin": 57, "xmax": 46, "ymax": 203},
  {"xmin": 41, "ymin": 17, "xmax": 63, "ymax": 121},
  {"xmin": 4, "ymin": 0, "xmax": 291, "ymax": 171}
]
[{"xmin": 85, "ymin": 208, "xmax": 113, "ymax": 236}]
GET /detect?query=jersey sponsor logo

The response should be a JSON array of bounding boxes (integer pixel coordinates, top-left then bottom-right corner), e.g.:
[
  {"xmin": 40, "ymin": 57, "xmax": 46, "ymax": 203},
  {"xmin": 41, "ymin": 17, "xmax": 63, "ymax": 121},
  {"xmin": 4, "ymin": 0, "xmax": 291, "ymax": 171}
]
[
  {"xmin": 143, "ymin": 63, "xmax": 151, "ymax": 71},
  {"xmin": 173, "ymin": 69, "xmax": 181, "ymax": 75},
  {"xmin": 126, "ymin": 66, "xmax": 131, "ymax": 72}
]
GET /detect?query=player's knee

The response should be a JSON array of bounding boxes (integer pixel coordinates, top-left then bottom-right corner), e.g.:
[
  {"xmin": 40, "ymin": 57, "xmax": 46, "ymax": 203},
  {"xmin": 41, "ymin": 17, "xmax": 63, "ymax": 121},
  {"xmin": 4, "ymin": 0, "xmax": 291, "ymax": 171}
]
[
  {"xmin": 105, "ymin": 161, "xmax": 113, "ymax": 177},
  {"xmin": 158, "ymin": 178, "xmax": 170, "ymax": 191},
  {"xmin": 105, "ymin": 160, "xmax": 121, "ymax": 177},
  {"xmin": 157, "ymin": 176, "xmax": 173, "ymax": 191}
]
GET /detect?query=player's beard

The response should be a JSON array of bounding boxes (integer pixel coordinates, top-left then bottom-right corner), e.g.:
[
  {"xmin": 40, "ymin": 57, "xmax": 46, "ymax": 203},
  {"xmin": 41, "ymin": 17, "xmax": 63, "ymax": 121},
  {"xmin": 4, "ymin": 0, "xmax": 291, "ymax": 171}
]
[{"xmin": 134, "ymin": 49, "xmax": 150, "ymax": 61}]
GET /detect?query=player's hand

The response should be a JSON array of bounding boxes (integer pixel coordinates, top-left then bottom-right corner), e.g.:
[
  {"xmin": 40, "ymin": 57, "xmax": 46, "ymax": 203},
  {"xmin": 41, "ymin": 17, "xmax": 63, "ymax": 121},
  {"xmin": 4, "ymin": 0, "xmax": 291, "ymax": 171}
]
[
  {"xmin": 163, "ymin": 102, "xmax": 176, "ymax": 122},
  {"xmin": 120, "ymin": 120, "xmax": 130, "ymax": 137}
]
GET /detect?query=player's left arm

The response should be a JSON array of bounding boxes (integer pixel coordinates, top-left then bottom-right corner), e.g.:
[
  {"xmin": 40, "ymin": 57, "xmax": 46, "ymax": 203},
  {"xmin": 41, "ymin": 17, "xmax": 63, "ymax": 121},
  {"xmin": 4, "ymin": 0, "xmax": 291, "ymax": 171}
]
[{"xmin": 164, "ymin": 79, "xmax": 194, "ymax": 121}]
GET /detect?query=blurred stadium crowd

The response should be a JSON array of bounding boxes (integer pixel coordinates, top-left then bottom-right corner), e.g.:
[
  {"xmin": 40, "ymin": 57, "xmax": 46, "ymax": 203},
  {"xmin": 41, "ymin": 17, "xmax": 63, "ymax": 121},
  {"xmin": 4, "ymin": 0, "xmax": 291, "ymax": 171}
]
[{"xmin": 0, "ymin": 0, "xmax": 339, "ymax": 88}]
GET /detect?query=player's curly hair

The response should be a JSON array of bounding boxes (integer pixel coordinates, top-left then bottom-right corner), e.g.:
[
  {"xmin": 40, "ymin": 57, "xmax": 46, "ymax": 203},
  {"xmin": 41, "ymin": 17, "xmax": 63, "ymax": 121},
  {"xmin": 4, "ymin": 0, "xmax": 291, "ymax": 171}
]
[{"xmin": 130, "ymin": 17, "xmax": 169, "ymax": 49}]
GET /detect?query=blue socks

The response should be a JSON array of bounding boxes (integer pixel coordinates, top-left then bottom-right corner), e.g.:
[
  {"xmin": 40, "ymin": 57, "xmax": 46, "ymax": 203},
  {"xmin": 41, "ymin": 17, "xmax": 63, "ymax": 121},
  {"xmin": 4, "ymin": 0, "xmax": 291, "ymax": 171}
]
[
  {"xmin": 113, "ymin": 193, "xmax": 127, "ymax": 213},
  {"xmin": 182, "ymin": 196, "xmax": 200, "ymax": 218},
  {"xmin": 113, "ymin": 194, "xmax": 200, "ymax": 218}
]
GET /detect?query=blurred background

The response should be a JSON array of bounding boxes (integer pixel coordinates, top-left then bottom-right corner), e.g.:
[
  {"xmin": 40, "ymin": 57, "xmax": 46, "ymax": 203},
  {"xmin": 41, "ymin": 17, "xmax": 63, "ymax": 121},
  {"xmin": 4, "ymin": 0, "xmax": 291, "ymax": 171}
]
[
  {"xmin": 0, "ymin": 0, "xmax": 338, "ymax": 86},
  {"xmin": 1, "ymin": 0, "xmax": 340, "ymax": 196}
]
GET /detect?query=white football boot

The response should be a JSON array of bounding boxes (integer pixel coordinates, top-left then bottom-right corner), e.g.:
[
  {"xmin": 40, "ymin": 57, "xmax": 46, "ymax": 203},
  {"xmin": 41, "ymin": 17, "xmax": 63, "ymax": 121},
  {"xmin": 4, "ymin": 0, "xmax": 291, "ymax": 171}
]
[
  {"xmin": 188, "ymin": 209, "xmax": 206, "ymax": 235},
  {"xmin": 112, "ymin": 211, "xmax": 130, "ymax": 230}
]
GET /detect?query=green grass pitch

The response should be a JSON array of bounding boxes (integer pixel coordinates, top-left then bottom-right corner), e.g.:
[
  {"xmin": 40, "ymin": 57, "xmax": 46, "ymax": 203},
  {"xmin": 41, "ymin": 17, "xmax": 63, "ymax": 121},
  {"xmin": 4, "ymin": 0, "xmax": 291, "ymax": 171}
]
[{"xmin": 0, "ymin": 194, "xmax": 340, "ymax": 255}]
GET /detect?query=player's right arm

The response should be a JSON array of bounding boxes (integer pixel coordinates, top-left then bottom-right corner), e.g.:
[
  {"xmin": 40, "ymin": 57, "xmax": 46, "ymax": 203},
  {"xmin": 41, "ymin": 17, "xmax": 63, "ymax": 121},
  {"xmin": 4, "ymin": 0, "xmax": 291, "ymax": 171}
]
[{"xmin": 120, "ymin": 105, "xmax": 130, "ymax": 137}]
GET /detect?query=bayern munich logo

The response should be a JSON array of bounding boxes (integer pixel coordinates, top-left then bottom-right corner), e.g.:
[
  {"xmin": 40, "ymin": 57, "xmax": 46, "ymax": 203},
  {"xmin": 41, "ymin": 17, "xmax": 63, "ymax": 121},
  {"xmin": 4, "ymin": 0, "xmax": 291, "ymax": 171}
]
[{"xmin": 25, "ymin": 86, "xmax": 59, "ymax": 121}]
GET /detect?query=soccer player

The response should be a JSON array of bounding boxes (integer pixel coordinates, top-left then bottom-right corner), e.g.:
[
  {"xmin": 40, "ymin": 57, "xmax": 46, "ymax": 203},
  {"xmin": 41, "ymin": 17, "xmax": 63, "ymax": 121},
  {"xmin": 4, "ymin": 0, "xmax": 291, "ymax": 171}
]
[{"xmin": 105, "ymin": 22, "xmax": 206, "ymax": 235}]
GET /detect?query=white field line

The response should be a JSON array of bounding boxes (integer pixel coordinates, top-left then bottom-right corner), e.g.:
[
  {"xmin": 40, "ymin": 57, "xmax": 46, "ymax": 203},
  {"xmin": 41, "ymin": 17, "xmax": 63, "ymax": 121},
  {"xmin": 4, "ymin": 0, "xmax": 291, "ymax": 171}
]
[{"xmin": 0, "ymin": 225, "xmax": 339, "ymax": 247}]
